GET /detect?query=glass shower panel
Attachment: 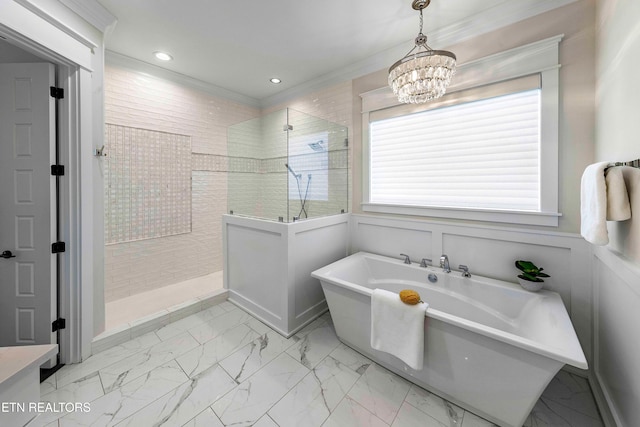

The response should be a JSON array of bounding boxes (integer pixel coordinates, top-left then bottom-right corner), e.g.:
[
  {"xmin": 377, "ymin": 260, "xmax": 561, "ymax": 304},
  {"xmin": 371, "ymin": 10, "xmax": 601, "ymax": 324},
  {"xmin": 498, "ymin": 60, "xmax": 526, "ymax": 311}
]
[
  {"xmin": 260, "ymin": 109, "xmax": 288, "ymax": 221},
  {"xmin": 328, "ymin": 121, "xmax": 349, "ymax": 216},
  {"xmin": 227, "ymin": 110, "xmax": 288, "ymax": 220},
  {"xmin": 287, "ymin": 108, "xmax": 348, "ymax": 221},
  {"xmin": 227, "ymin": 108, "xmax": 347, "ymax": 222}
]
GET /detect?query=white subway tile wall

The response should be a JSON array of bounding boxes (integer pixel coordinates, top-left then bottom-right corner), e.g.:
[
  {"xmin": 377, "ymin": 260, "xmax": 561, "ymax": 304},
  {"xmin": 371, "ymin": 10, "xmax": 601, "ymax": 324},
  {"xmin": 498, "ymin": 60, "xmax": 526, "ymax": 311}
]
[
  {"xmin": 104, "ymin": 65, "xmax": 259, "ymax": 302},
  {"xmin": 104, "ymin": 65, "xmax": 353, "ymax": 302}
]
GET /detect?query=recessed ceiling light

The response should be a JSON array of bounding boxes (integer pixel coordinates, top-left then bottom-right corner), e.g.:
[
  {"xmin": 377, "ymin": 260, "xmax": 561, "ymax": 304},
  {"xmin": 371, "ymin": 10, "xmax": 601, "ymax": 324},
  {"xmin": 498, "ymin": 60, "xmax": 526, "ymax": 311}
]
[
  {"xmin": 270, "ymin": 78, "xmax": 282, "ymax": 84},
  {"xmin": 154, "ymin": 51, "xmax": 173, "ymax": 61}
]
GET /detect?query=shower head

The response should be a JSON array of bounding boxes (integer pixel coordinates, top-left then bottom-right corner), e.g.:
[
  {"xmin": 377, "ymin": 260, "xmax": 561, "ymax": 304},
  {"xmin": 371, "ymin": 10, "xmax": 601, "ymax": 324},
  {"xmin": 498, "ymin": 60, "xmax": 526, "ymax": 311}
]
[
  {"xmin": 308, "ymin": 140, "xmax": 325, "ymax": 152},
  {"xmin": 285, "ymin": 163, "xmax": 301, "ymax": 180}
]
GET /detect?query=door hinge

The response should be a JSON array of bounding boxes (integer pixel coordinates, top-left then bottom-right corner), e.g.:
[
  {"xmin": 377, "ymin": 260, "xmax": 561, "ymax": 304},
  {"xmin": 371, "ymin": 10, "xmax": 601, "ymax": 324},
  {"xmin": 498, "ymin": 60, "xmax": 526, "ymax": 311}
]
[
  {"xmin": 51, "ymin": 242, "xmax": 66, "ymax": 254},
  {"xmin": 50, "ymin": 86, "xmax": 64, "ymax": 99},
  {"xmin": 52, "ymin": 318, "xmax": 66, "ymax": 332},
  {"xmin": 51, "ymin": 165, "xmax": 65, "ymax": 176}
]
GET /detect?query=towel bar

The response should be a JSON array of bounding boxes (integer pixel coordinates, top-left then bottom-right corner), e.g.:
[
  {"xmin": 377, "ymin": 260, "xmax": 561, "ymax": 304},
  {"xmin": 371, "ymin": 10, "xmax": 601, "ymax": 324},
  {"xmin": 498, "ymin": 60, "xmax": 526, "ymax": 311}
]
[{"xmin": 606, "ymin": 159, "xmax": 640, "ymax": 169}]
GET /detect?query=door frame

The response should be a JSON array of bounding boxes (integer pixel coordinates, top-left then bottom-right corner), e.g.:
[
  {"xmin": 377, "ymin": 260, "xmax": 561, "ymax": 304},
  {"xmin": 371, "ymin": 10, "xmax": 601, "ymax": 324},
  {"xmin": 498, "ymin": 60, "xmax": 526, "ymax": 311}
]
[{"xmin": 0, "ymin": 17, "xmax": 100, "ymax": 363}]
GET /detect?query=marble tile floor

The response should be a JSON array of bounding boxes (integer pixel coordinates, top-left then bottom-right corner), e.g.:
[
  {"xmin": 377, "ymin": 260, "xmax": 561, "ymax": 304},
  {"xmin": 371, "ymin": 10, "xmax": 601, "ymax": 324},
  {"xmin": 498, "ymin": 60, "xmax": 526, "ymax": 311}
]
[
  {"xmin": 35, "ymin": 303, "xmax": 603, "ymax": 427},
  {"xmin": 105, "ymin": 271, "xmax": 224, "ymax": 331}
]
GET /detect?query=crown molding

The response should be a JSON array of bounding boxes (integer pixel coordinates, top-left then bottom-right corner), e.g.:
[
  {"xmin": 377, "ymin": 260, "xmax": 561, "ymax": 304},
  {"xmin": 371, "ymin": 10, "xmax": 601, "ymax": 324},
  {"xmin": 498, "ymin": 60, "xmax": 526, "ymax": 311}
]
[
  {"xmin": 260, "ymin": 0, "xmax": 578, "ymax": 108},
  {"xmin": 14, "ymin": 0, "xmax": 103, "ymax": 49},
  {"xmin": 106, "ymin": 50, "xmax": 261, "ymax": 108},
  {"xmin": 429, "ymin": 0, "xmax": 577, "ymax": 48},
  {"xmin": 58, "ymin": 0, "xmax": 116, "ymax": 34}
]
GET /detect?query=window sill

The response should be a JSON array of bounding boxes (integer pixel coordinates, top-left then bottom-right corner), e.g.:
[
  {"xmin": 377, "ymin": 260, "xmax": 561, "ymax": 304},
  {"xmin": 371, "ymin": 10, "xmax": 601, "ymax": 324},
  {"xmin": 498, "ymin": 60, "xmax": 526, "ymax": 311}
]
[{"xmin": 361, "ymin": 203, "xmax": 561, "ymax": 227}]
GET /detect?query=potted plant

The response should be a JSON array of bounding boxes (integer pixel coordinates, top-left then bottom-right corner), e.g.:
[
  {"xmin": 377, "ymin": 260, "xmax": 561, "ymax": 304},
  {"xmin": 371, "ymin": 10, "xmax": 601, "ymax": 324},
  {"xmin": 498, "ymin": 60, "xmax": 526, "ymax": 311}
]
[{"xmin": 515, "ymin": 260, "xmax": 550, "ymax": 292}]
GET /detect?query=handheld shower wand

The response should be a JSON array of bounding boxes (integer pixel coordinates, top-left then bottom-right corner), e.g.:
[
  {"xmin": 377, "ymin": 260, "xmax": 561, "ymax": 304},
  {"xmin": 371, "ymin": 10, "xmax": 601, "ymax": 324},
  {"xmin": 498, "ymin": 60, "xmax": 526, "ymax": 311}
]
[
  {"xmin": 284, "ymin": 163, "xmax": 310, "ymax": 219},
  {"xmin": 285, "ymin": 163, "xmax": 301, "ymax": 180}
]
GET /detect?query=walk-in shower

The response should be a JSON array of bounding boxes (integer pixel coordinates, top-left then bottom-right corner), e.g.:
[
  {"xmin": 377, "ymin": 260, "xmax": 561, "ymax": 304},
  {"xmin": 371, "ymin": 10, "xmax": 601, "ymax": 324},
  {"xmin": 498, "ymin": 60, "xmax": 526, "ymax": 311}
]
[
  {"xmin": 224, "ymin": 108, "xmax": 350, "ymax": 336},
  {"xmin": 227, "ymin": 108, "xmax": 348, "ymax": 222}
]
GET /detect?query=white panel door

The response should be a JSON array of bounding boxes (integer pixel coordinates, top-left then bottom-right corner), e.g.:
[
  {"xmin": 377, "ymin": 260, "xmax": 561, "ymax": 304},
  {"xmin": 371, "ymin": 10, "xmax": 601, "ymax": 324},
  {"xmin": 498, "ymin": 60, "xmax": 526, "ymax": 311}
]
[{"xmin": 0, "ymin": 63, "xmax": 57, "ymax": 350}]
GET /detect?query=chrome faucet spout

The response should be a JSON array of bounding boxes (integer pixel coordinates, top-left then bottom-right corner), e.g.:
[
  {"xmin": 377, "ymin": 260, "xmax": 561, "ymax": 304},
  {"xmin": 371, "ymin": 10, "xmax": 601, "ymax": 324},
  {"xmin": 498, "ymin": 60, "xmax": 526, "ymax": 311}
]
[{"xmin": 439, "ymin": 255, "xmax": 451, "ymax": 273}]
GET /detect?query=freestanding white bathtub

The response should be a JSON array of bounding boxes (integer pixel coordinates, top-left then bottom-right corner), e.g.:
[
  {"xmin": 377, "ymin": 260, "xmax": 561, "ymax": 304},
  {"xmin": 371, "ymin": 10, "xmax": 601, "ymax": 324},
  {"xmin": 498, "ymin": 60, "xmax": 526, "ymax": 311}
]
[{"xmin": 311, "ymin": 252, "xmax": 587, "ymax": 427}]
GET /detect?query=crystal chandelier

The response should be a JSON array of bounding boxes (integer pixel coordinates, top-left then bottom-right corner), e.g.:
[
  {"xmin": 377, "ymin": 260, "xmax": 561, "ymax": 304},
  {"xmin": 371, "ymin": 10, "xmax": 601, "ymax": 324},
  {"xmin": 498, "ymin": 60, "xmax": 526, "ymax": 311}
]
[{"xmin": 388, "ymin": 0, "xmax": 456, "ymax": 104}]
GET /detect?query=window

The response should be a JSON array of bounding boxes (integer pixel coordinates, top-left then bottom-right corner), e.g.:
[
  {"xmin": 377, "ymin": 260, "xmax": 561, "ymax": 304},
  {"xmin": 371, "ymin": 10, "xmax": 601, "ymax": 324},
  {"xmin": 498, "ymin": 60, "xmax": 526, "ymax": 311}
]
[
  {"xmin": 370, "ymin": 84, "xmax": 540, "ymax": 211},
  {"xmin": 361, "ymin": 36, "xmax": 562, "ymax": 226}
]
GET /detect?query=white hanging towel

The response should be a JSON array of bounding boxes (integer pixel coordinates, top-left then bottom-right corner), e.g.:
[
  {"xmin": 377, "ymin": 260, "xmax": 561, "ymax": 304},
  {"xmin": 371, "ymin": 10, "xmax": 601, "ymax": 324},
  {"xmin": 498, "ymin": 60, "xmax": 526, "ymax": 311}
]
[
  {"xmin": 370, "ymin": 289, "xmax": 428, "ymax": 371},
  {"xmin": 581, "ymin": 162, "xmax": 632, "ymax": 245}
]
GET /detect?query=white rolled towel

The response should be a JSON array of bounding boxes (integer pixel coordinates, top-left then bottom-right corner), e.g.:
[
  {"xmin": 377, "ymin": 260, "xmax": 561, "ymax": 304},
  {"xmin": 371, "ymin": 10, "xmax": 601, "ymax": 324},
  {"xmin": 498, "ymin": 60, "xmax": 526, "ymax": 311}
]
[{"xmin": 605, "ymin": 166, "xmax": 631, "ymax": 221}]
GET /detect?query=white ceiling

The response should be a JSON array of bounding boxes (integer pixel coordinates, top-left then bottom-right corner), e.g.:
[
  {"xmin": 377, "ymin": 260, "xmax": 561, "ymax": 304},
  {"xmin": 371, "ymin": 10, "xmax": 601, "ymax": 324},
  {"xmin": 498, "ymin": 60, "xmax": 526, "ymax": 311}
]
[{"xmin": 98, "ymin": 0, "xmax": 574, "ymax": 104}]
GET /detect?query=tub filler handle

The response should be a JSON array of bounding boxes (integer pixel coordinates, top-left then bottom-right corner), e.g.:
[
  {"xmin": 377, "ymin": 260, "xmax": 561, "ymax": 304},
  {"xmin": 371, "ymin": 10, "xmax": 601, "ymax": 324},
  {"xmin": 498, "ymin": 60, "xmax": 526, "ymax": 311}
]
[
  {"xmin": 459, "ymin": 264, "xmax": 471, "ymax": 278},
  {"xmin": 420, "ymin": 258, "xmax": 432, "ymax": 268},
  {"xmin": 400, "ymin": 254, "xmax": 411, "ymax": 264}
]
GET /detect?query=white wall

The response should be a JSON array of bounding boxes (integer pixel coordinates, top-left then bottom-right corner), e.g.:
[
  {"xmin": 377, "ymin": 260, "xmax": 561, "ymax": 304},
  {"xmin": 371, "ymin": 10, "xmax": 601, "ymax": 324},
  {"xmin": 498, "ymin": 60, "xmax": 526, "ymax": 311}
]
[{"xmin": 592, "ymin": 1, "xmax": 640, "ymax": 426}]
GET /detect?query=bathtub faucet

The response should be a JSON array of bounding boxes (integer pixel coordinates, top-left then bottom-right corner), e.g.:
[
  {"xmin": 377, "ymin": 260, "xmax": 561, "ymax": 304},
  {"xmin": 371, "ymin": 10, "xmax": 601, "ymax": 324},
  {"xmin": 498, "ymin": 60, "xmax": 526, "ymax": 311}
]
[
  {"xmin": 439, "ymin": 255, "xmax": 451, "ymax": 273},
  {"xmin": 400, "ymin": 253, "xmax": 411, "ymax": 264}
]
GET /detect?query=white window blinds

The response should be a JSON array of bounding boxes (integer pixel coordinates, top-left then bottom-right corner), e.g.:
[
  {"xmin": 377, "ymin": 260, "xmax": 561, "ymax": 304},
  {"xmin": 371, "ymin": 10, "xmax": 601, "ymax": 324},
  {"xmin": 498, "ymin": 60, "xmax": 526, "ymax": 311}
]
[{"xmin": 369, "ymin": 80, "xmax": 541, "ymax": 212}]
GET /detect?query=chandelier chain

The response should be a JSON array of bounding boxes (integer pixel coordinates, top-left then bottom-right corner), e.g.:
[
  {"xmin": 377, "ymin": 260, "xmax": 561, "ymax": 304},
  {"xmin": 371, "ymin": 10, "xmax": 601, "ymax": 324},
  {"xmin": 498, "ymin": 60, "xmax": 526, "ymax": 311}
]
[{"xmin": 415, "ymin": 8, "xmax": 428, "ymax": 48}]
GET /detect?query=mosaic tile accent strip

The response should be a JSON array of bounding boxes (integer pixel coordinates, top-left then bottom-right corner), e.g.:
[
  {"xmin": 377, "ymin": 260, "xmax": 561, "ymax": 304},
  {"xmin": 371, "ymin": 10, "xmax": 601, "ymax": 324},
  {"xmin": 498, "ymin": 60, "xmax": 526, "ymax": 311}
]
[
  {"xmin": 192, "ymin": 153, "xmax": 228, "ymax": 172},
  {"xmin": 105, "ymin": 124, "xmax": 192, "ymax": 244}
]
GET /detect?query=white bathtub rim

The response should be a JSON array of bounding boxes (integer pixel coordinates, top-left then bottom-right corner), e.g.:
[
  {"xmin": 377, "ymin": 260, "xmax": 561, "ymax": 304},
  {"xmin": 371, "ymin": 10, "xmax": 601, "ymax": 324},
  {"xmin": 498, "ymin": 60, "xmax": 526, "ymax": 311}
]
[{"xmin": 312, "ymin": 252, "xmax": 588, "ymax": 370}]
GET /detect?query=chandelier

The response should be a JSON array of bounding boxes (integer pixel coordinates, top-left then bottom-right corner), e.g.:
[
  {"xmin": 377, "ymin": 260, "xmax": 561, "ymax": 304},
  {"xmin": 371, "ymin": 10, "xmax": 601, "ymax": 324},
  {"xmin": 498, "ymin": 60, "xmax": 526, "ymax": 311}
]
[{"xmin": 388, "ymin": 0, "xmax": 456, "ymax": 104}]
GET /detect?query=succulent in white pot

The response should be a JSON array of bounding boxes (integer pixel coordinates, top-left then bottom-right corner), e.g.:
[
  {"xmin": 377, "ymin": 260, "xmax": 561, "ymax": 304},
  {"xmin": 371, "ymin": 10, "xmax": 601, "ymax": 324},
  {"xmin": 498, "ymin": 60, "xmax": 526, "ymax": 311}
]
[{"xmin": 515, "ymin": 260, "xmax": 550, "ymax": 292}]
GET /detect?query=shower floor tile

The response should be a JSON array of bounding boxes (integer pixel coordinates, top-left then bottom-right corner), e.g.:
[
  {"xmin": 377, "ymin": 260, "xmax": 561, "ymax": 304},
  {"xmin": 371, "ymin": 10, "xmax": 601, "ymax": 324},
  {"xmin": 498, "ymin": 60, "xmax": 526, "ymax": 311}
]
[
  {"xmin": 105, "ymin": 271, "xmax": 224, "ymax": 331},
  {"xmin": 45, "ymin": 307, "xmax": 604, "ymax": 427}
]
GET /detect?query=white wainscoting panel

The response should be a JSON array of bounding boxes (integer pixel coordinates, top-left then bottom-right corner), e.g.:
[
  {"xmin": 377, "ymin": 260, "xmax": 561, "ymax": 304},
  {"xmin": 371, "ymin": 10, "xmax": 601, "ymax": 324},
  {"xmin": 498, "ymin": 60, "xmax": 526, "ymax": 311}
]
[
  {"xmin": 350, "ymin": 214, "xmax": 593, "ymax": 370},
  {"xmin": 592, "ymin": 246, "xmax": 640, "ymax": 427},
  {"xmin": 223, "ymin": 214, "xmax": 349, "ymax": 337}
]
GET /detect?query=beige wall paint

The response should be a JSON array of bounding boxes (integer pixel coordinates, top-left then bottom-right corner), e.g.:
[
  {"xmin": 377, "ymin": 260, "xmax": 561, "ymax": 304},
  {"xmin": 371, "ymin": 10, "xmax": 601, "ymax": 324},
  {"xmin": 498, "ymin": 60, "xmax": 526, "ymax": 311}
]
[{"xmin": 352, "ymin": 0, "xmax": 596, "ymax": 234}]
